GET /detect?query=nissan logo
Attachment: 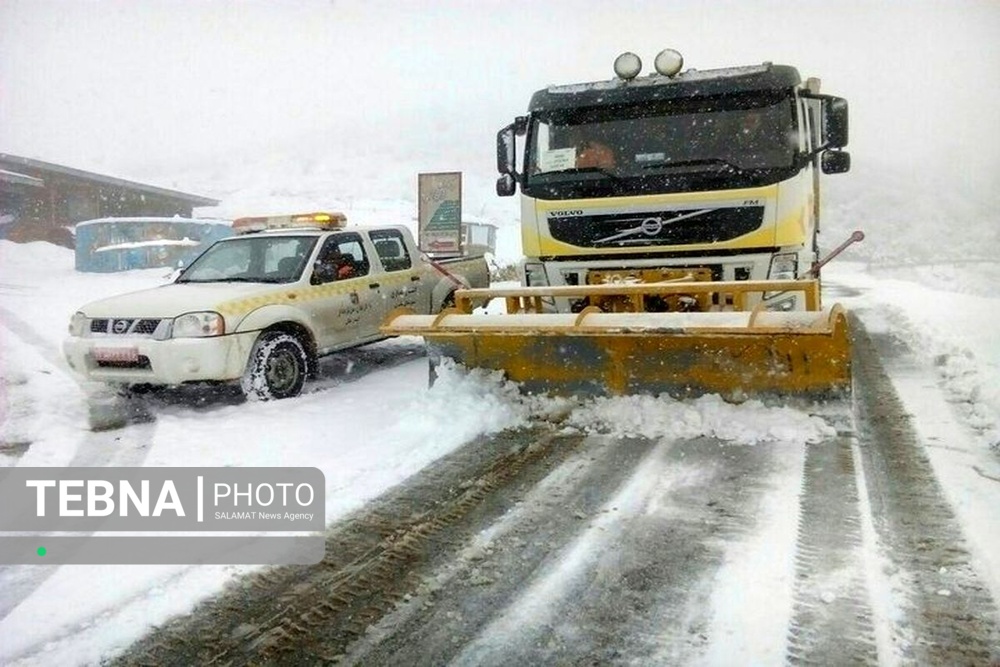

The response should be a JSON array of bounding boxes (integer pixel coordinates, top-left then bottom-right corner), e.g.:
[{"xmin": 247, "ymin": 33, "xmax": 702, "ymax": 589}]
[{"xmin": 112, "ymin": 319, "xmax": 130, "ymax": 334}]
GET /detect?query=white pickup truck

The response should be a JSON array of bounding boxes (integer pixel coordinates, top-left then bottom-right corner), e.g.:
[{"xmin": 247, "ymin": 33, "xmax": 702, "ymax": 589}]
[{"xmin": 63, "ymin": 212, "xmax": 490, "ymax": 400}]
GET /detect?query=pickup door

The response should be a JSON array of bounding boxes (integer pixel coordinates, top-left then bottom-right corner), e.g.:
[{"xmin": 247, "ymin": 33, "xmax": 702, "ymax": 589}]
[
  {"xmin": 369, "ymin": 228, "xmax": 430, "ymax": 314},
  {"xmin": 308, "ymin": 232, "xmax": 385, "ymax": 352}
]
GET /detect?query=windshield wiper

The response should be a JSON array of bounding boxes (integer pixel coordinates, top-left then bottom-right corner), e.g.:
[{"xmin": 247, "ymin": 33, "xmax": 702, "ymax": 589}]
[
  {"xmin": 642, "ymin": 158, "xmax": 743, "ymax": 172},
  {"xmin": 543, "ymin": 166, "xmax": 621, "ymax": 181},
  {"xmin": 218, "ymin": 276, "xmax": 290, "ymax": 283},
  {"xmin": 178, "ymin": 276, "xmax": 270, "ymax": 284}
]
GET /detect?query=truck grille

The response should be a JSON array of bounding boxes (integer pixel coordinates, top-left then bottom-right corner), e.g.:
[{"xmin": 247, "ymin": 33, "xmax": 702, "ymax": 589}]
[
  {"xmin": 90, "ymin": 318, "xmax": 163, "ymax": 336},
  {"xmin": 547, "ymin": 205, "xmax": 765, "ymax": 248}
]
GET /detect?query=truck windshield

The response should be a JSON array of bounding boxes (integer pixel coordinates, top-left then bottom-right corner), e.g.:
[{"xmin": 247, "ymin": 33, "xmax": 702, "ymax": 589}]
[
  {"xmin": 527, "ymin": 93, "xmax": 797, "ymax": 185},
  {"xmin": 176, "ymin": 236, "xmax": 318, "ymax": 284}
]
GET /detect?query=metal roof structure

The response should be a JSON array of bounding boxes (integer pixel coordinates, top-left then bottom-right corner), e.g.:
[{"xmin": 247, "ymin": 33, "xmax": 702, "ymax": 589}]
[
  {"xmin": 0, "ymin": 168, "xmax": 44, "ymax": 187},
  {"xmin": 0, "ymin": 153, "xmax": 219, "ymax": 206}
]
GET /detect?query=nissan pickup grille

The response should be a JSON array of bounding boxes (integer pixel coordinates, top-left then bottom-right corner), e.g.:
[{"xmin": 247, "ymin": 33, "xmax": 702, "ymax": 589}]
[
  {"xmin": 547, "ymin": 205, "xmax": 765, "ymax": 248},
  {"xmin": 90, "ymin": 318, "xmax": 163, "ymax": 336}
]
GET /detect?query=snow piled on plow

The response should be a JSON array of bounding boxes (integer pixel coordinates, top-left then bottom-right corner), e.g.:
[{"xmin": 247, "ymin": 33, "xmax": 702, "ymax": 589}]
[
  {"xmin": 564, "ymin": 394, "xmax": 837, "ymax": 444},
  {"xmin": 432, "ymin": 359, "xmax": 838, "ymax": 446}
]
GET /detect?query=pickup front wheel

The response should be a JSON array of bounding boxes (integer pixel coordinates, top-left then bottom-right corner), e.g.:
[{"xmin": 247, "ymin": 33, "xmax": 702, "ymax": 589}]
[{"xmin": 241, "ymin": 332, "xmax": 309, "ymax": 401}]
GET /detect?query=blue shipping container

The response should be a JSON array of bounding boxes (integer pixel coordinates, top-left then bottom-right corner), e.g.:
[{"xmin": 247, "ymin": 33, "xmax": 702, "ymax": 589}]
[{"xmin": 74, "ymin": 217, "xmax": 233, "ymax": 273}]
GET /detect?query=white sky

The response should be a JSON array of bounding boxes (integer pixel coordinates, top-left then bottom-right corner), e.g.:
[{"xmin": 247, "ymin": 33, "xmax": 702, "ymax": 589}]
[{"xmin": 2, "ymin": 0, "xmax": 999, "ymax": 194}]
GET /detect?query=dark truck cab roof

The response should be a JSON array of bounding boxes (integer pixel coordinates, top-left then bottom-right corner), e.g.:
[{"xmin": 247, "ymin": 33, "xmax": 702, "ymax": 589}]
[{"xmin": 528, "ymin": 63, "xmax": 802, "ymax": 113}]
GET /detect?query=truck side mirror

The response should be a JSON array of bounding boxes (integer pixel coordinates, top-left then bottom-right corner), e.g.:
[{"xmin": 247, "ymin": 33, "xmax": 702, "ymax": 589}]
[
  {"xmin": 497, "ymin": 124, "xmax": 516, "ymax": 175},
  {"xmin": 821, "ymin": 150, "xmax": 851, "ymax": 174},
  {"xmin": 497, "ymin": 116, "xmax": 528, "ymax": 176},
  {"xmin": 823, "ymin": 97, "xmax": 849, "ymax": 149},
  {"xmin": 496, "ymin": 174, "xmax": 516, "ymax": 197}
]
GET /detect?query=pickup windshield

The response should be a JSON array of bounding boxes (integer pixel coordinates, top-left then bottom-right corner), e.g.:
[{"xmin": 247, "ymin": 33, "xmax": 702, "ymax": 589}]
[
  {"xmin": 526, "ymin": 91, "xmax": 797, "ymax": 191},
  {"xmin": 176, "ymin": 236, "xmax": 318, "ymax": 284}
]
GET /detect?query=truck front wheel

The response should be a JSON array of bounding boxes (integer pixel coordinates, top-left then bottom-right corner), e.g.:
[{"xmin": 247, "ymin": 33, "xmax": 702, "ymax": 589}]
[{"xmin": 241, "ymin": 332, "xmax": 309, "ymax": 400}]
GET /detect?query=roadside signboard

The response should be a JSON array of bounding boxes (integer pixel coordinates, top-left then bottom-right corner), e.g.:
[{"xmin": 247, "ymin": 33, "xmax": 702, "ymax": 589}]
[{"xmin": 418, "ymin": 172, "xmax": 462, "ymax": 257}]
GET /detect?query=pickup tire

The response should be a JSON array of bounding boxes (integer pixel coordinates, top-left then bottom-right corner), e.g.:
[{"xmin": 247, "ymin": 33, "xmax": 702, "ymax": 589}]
[{"xmin": 241, "ymin": 332, "xmax": 309, "ymax": 401}]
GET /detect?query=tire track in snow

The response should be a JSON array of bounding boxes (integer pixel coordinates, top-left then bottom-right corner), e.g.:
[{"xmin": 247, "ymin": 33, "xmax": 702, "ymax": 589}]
[
  {"xmin": 113, "ymin": 425, "xmax": 584, "ymax": 666},
  {"xmin": 850, "ymin": 313, "xmax": 1000, "ymax": 665},
  {"xmin": 785, "ymin": 428, "xmax": 878, "ymax": 665},
  {"xmin": 348, "ymin": 433, "xmax": 795, "ymax": 667}
]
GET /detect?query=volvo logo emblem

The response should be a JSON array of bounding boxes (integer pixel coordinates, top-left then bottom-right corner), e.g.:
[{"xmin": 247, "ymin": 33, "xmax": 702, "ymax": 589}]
[
  {"xmin": 112, "ymin": 319, "xmax": 130, "ymax": 334},
  {"xmin": 595, "ymin": 208, "xmax": 715, "ymax": 245},
  {"xmin": 640, "ymin": 217, "xmax": 664, "ymax": 236}
]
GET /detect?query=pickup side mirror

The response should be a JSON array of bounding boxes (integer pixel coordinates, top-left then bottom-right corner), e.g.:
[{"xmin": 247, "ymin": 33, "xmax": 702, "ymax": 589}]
[
  {"xmin": 823, "ymin": 96, "xmax": 849, "ymax": 149},
  {"xmin": 821, "ymin": 150, "xmax": 851, "ymax": 174}
]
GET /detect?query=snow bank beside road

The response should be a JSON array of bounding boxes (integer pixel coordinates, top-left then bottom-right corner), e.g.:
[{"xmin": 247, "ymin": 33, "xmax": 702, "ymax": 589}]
[{"xmin": 828, "ymin": 263, "xmax": 1000, "ymax": 450}]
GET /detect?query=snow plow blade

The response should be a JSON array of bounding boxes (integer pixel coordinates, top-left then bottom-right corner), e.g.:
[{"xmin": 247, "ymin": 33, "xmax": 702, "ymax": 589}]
[{"xmin": 382, "ymin": 280, "xmax": 852, "ymax": 400}]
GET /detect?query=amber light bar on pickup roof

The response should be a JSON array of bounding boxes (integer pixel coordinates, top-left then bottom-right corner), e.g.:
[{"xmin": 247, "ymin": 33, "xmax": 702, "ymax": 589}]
[{"xmin": 232, "ymin": 211, "xmax": 348, "ymax": 234}]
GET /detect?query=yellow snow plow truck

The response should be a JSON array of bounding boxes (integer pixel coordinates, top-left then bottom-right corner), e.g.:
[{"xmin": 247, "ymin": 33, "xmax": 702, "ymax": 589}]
[{"xmin": 385, "ymin": 50, "xmax": 861, "ymax": 399}]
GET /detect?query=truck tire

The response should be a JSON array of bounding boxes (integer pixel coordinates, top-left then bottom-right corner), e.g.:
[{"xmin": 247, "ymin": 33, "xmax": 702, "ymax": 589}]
[{"xmin": 241, "ymin": 332, "xmax": 309, "ymax": 401}]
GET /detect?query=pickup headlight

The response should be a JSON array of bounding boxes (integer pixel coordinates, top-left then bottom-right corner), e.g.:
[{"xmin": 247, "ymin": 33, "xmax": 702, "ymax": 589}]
[
  {"xmin": 768, "ymin": 253, "xmax": 798, "ymax": 281},
  {"xmin": 68, "ymin": 311, "xmax": 87, "ymax": 337},
  {"xmin": 171, "ymin": 311, "xmax": 225, "ymax": 338}
]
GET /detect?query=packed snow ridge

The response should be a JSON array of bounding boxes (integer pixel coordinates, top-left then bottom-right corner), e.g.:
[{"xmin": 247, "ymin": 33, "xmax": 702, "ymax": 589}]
[{"xmin": 431, "ymin": 359, "xmax": 837, "ymax": 445}]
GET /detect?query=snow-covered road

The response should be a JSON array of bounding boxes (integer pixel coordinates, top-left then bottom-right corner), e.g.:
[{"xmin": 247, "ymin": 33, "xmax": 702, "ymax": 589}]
[
  {"xmin": 113, "ymin": 319, "xmax": 1000, "ymax": 666},
  {"xmin": 1, "ymin": 240, "xmax": 999, "ymax": 665}
]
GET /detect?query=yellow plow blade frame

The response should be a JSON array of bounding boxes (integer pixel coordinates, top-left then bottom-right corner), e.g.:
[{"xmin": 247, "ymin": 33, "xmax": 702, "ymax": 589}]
[{"xmin": 383, "ymin": 280, "xmax": 852, "ymax": 399}]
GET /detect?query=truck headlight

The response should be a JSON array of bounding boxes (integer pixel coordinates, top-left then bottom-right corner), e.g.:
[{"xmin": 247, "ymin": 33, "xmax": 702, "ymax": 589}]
[
  {"xmin": 68, "ymin": 311, "xmax": 87, "ymax": 337},
  {"xmin": 769, "ymin": 253, "xmax": 798, "ymax": 281},
  {"xmin": 171, "ymin": 312, "xmax": 225, "ymax": 338}
]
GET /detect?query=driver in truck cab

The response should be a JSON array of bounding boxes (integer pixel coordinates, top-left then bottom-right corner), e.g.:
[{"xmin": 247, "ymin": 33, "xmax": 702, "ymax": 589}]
[{"xmin": 572, "ymin": 126, "xmax": 616, "ymax": 169}]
